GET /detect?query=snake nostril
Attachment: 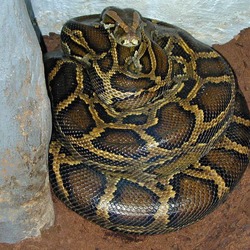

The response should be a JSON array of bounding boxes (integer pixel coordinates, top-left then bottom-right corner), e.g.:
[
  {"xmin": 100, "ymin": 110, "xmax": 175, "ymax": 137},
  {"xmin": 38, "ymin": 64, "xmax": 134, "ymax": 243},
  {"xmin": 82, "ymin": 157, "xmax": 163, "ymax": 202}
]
[{"xmin": 132, "ymin": 39, "xmax": 139, "ymax": 45}]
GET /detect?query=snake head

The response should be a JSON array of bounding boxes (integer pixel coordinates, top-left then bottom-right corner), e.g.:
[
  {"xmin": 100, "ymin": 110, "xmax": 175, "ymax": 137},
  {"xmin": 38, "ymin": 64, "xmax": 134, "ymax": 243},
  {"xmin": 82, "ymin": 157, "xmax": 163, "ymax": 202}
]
[{"xmin": 101, "ymin": 6, "xmax": 144, "ymax": 47}]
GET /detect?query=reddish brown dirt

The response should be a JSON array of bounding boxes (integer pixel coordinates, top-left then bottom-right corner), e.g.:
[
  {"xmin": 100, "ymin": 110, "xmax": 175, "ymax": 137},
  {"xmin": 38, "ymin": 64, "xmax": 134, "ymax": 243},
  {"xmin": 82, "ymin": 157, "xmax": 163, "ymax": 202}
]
[{"xmin": 1, "ymin": 28, "xmax": 250, "ymax": 250}]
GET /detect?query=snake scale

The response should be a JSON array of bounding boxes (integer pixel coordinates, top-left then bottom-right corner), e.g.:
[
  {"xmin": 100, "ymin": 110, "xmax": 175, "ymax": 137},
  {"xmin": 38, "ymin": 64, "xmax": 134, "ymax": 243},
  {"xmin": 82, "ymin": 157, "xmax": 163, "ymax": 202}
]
[{"xmin": 45, "ymin": 6, "xmax": 250, "ymax": 234}]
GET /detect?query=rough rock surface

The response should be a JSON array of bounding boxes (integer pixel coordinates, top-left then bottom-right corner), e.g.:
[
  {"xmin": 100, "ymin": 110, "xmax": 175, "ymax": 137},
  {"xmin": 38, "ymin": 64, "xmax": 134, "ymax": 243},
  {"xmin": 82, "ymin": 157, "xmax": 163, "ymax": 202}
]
[{"xmin": 0, "ymin": 1, "xmax": 54, "ymax": 243}]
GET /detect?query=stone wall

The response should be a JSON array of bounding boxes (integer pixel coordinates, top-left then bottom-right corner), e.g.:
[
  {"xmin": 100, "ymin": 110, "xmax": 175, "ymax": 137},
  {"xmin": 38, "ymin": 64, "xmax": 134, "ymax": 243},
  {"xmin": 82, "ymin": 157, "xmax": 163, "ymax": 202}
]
[{"xmin": 30, "ymin": 0, "xmax": 250, "ymax": 44}]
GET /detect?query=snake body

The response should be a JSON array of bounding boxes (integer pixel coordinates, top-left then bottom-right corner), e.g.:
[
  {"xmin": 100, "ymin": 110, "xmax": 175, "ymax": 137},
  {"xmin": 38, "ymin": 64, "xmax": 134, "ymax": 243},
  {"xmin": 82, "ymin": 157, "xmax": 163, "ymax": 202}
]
[{"xmin": 45, "ymin": 7, "xmax": 250, "ymax": 234}]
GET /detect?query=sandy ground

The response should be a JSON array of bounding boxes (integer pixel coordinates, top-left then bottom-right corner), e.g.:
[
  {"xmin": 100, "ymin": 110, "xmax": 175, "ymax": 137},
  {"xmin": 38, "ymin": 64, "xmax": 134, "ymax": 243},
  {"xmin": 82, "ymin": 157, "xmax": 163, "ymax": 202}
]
[{"xmin": 1, "ymin": 28, "xmax": 250, "ymax": 250}]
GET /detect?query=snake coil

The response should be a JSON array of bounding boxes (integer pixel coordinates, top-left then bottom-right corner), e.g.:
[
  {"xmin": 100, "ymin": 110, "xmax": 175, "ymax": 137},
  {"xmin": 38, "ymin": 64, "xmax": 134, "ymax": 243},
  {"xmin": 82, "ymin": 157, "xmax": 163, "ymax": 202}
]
[{"xmin": 45, "ymin": 7, "xmax": 250, "ymax": 234}]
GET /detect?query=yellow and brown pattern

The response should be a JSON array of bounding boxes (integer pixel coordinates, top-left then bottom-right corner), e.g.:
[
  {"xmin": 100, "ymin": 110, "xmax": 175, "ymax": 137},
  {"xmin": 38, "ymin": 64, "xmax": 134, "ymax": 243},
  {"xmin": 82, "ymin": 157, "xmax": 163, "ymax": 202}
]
[{"xmin": 45, "ymin": 6, "xmax": 250, "ymax": 234}]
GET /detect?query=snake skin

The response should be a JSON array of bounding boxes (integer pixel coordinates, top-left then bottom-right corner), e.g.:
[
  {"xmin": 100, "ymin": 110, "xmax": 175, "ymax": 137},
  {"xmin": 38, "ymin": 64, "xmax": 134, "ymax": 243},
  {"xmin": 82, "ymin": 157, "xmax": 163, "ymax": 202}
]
[{"xmin": 45, "ymin": 7, "xmax": 250, "ymax": 234}]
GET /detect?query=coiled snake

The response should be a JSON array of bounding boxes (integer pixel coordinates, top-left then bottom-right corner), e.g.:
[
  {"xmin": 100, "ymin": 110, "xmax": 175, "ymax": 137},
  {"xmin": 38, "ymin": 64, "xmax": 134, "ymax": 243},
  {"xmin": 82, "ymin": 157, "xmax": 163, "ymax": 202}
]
[{"xmin": 45, "ymin": 7, "xmax": 250, "ymax": 234}]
